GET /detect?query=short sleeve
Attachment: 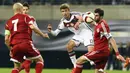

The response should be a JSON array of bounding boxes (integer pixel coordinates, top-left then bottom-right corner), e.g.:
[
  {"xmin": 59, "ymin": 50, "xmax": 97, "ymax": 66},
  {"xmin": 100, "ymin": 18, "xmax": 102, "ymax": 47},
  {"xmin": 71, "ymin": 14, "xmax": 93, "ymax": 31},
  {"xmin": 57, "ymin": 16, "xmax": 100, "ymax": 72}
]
[
  {"xmin": 25, "ymin": 15, "xmax": 34, "ymax": 26},
  {"xmin": 5, "ymin": 24, "xmax": 9, "ymax": 30}
]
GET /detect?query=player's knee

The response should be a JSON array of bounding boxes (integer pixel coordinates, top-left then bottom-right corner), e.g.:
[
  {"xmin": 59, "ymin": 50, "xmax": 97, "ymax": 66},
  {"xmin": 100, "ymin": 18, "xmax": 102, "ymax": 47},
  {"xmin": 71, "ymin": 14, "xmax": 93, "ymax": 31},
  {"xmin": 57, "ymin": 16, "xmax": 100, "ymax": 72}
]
[
  {"xmin": 13, "ymin": 62, "xmax": 21, "ymax": 69},
  {"xmin": 34, "ymin": 56, "xmax": 44, "ymax": 63},
  {"xmin": 87, "ymin": 46, "xmax": 94, "ymax": 52},
  {"xmin": 66, "ymin": 44, "xmax": 72, "ymax": 49},
  {"xmin": 76, "ymin": 56, "xmax": 86, "ymax": 64},
  {"xmin": 66, "ymin": 41, "xmax": 75, "ymax": 50}
]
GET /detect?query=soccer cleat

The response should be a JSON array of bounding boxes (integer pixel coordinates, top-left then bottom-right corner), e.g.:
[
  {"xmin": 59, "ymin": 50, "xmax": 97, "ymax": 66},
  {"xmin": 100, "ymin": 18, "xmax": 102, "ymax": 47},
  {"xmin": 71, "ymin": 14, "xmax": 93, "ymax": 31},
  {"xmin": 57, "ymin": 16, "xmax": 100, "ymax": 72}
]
[{"xmin": 124, "ymin": 57, "xmax": 130, "ymax": 68}]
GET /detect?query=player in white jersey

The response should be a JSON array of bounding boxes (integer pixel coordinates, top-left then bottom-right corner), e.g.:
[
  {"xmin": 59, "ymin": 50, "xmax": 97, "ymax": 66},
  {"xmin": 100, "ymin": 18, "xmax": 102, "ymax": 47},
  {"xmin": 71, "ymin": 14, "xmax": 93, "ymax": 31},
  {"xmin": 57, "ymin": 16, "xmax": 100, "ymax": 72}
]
[{"xmin": 47, "ymin": 3, "xmax": 94, "ymax": 68}]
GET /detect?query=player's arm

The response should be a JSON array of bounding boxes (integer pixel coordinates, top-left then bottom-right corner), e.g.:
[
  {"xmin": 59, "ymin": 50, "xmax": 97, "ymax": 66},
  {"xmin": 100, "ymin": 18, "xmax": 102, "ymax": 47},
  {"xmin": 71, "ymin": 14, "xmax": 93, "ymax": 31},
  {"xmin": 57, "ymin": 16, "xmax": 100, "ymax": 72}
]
[
  {"xmin": 109, "ymin": 37, "xmax": 125, "ymax": 62},
  {"xmin": 33, "ymin": 21, "xmax": 41, "ymax": 36},
  {"xmin": 101, "ymin": 22, "xmax": 125, "ymax": 62},
  {"xmin": 47, "ymin": 20, "xmax": 64, "ymax": 36},
  {"xmin": 25, "ymin": 15, "xmax": 49, "ymax": 39},
  {"xmin": 29, "ymin": 24, "xmax": 49, "ymax": 39},
  {"xmin": 4, "ymin": 25, "xmax": 11, "ymax": 49},
  {"xmin": 47, "ymin": 24, "xmax": 61, "ymax": 36}
]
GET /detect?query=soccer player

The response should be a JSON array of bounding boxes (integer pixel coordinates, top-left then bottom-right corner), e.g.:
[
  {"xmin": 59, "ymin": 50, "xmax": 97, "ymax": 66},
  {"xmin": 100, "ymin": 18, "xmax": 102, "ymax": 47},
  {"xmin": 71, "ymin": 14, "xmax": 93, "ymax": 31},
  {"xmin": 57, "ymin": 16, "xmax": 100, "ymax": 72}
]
[
  {"xmin": 18, "ymin": 2, "xmax": 40, "ymax": 73},
  {"xmin": 71, "ymin": 8, "xmax": 125, "ymax": 73},
  {"xmin": 47, "ymin": 3, "xmax": 94, "ymax": 68},
  {"xmin": 4, "ymin": 3, "xmax": 49, "ymax": 73}
]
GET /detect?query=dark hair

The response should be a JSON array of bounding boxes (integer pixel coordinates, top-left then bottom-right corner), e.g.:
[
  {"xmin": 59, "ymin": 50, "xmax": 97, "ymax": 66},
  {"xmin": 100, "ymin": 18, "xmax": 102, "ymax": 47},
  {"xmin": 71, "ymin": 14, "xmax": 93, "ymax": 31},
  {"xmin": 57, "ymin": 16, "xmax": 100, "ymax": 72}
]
[
  {"xmin": 60, "ymin": 3, "xmax": 70, "ymax": 10},
  {"xmin": 94, "ymin": 8, "xmax": 104, "ymax": 17},
  {"xmin": 23, "ymin": 2, "xmax": 29, "ymax": 9}
]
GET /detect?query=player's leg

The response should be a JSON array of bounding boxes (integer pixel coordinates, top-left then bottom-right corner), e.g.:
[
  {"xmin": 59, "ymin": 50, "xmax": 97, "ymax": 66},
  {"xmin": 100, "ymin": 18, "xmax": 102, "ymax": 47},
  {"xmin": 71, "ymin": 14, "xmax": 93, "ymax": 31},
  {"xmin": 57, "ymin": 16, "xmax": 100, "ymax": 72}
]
[
  {"xmin": 72, "ymin": 50, "xmax": 109, "ymax": 73},
  {"xmin": 12, "ymin": 62, "xmax": 21, "ymax": 73},
  {"xmin": 33, "ymin": 56, "xmax": 44, "ymax": 73},
  {"xmin": 71, "ymin": 55, "xmax": 89, "ymax": 73},
  {"xmin": 10, "ymin": 44, "xmax": 25, "ymax": 73},
  {"xmin": 25, "ymin": 41, "xmax": 44, "ymax": 73},
  {"xmin": 94, "ymin": 52, "xmax": 109, "ymax": 73},
  {"xmin": 25, "ymin": 55, "xmax": 44, "ymax": 73},
  {"xmin": 87, "ymin": 45, "xmax": 94, "ymax": 52},
  {"xmin": 72, "ymin": 50, "xmax": 97, "ymax": 73},
  {"xmin": 72, "ymin": 53, "xmax": 95, "ymax": 73},
  {"xmin": 19, "ymin": 59, "xmax": 32, "ymax": 73},
  {"xmin": 66, "ymin": 39, "xmax": 80, "ymax": 68}
]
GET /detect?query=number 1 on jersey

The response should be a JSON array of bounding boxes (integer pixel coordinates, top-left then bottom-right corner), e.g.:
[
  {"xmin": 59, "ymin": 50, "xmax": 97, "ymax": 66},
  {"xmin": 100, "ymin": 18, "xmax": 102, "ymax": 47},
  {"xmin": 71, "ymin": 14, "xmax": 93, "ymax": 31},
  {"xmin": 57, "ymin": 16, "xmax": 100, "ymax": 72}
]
[{"xmin": 12, "ymin": 19, "xmax": 19, "ymax": 31}]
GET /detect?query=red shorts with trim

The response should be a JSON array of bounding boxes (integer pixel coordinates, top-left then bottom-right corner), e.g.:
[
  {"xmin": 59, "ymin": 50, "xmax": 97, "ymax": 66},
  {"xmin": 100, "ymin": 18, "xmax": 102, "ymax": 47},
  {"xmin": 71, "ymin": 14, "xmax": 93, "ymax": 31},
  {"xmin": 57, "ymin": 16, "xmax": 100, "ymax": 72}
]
[
  {"xmin": 11, "ymin": 41, "xmax": 40, "ymax": 63},
  {"xmin": 84, "ymin": 49, "xmax": 110, "ymax": 69}
]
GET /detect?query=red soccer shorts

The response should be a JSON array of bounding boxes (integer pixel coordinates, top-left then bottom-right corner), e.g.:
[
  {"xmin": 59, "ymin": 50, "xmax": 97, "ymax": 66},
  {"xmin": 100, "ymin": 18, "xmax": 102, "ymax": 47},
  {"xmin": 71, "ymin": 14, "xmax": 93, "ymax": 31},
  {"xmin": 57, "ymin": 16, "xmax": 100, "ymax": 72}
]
[
  {"xmin": 84, "ymin": 49, "xmax": 110, "ymax": 69},
  {"xmin": 10, "ymin": 41, "xmax": 40, "ymax": 63}
]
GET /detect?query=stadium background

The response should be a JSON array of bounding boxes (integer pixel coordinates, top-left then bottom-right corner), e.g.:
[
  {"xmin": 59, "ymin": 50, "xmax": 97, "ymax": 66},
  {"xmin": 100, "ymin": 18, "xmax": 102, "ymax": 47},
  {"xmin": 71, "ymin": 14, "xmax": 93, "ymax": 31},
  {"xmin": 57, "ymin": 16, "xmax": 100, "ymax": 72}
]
[{"xmin": 0, "ymin": 0, "xmax": 130, "ymax": 71}]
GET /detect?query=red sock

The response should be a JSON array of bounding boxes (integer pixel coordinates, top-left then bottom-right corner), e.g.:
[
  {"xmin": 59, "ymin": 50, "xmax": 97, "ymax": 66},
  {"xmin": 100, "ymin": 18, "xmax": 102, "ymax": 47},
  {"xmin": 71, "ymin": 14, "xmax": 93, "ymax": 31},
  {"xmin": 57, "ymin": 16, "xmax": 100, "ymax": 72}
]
[
  {"xmin": 35, "ymin": 62, "xmax": 44, "ymax": 73},
  {"xmin": 19, "ymin": 60, "xmax": 31, "ymax": 73},
  {"xmin": 11, "ymin": 68, "xmax": 19, "ymax": 73},
  {"xmin": 71, "ymin": 64, "xmax": 83, "ymax": 73}
]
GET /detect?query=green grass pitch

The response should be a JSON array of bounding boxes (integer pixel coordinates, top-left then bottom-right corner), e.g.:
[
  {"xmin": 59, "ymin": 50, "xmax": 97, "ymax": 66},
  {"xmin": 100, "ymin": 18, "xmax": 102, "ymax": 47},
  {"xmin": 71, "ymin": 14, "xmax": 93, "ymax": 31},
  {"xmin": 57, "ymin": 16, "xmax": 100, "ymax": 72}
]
[{"xmin": 0, "ymin": 68, "xmax": 129, "ymax": 73}]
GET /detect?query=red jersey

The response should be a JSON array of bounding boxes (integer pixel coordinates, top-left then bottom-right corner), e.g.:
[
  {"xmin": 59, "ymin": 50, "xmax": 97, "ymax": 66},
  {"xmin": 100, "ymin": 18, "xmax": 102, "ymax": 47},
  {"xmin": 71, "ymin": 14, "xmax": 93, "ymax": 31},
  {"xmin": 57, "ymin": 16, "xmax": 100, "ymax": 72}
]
[
  {"xmin": 5, "ymin": 13, "xmax": 34, "ymax": 46},
  {"xmin": 94, "ymin": 19, "xmax": 112, "ymax": 51}
]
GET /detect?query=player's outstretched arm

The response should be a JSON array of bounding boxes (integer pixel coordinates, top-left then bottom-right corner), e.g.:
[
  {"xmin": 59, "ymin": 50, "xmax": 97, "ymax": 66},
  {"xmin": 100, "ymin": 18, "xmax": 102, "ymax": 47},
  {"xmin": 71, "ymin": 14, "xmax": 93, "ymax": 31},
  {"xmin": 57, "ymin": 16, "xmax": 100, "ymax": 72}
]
[
  {"xmin": 47, "ymin": 24, "xmax": 61, "ymax": 36},
  {"xmin": 29, "ymin": 24, "xmax": 49, "ymax": 39},
  {"xmin": 109, "ymin": 37, "xmax": 125, "ymax": 62}
]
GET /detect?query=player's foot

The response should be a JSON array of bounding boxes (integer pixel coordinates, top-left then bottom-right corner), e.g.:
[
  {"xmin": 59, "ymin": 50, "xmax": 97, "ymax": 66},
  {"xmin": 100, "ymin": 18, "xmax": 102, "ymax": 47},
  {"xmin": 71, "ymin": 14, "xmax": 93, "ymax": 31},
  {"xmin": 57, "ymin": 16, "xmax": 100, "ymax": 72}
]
[{"xmin": 124, "ymin": 57, "xmax": 130, "ymax": 68}]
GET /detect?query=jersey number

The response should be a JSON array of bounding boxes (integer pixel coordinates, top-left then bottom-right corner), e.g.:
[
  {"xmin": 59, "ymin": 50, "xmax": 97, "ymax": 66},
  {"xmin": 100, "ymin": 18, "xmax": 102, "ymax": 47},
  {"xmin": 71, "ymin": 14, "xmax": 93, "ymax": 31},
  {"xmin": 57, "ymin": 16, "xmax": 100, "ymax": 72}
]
[{"xmin": 12, "ymin": 19, "xmax": 19, "ymax": 31}]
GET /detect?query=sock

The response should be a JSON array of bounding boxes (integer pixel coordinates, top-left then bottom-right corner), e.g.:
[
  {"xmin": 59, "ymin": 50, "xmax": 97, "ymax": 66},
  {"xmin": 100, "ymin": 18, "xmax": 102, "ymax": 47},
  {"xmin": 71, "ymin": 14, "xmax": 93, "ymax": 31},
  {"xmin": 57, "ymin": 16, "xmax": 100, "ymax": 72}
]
[
  {"xmin": 71, "ymin": 64, "xmax": 83, "ymax": 73},
  {"xmin": 35, "ymin": 62, "xmax": 44, "ymax": 73},
  {"xmin": 19, "ymin": 60, "xmax": 31, "ymax": 73},
  {"xmin": 68, "ymin": 50, "xmax": 77, "ymax": 68},
  {"xmin": 11, "ymin": 68, "xmax": 19, "ymax": 73}
]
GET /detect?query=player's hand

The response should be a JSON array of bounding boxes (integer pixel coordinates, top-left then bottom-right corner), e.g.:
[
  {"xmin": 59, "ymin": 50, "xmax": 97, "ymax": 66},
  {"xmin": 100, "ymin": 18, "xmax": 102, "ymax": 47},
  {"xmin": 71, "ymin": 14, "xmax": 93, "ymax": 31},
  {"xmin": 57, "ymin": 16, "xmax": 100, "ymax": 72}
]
[
  {"xmin": 43, "ymin": 33, "xmax": 50, "ymax": 39},
  {"xmin": 116, "ymin": 54, "xmax": 125, "ymax": 62},
  {"xmin": 74, "ymin": 22, "xmax": 80, "ymax": 30},
  {"xmin": 47, "ymin": 24, "xmax": 52, "ymax": 32},
  {"xmin": 124, "ymin": 57, "xmax": 130, "ymax": 68}
]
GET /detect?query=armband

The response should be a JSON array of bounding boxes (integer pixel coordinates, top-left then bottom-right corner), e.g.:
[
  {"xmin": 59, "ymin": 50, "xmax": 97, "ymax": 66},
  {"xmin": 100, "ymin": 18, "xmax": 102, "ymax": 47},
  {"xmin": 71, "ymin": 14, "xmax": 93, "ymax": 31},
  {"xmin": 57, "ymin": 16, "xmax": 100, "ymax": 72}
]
[{"xmin": 5, "ymin": 30, "xmax": 10, "ymax": 35}]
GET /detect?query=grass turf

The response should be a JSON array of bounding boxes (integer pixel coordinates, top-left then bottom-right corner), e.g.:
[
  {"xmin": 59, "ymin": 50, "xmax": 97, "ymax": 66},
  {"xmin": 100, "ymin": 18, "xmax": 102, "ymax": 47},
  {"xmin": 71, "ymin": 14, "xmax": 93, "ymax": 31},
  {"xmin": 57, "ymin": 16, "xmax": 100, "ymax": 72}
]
[{"xmin": 0, "ymin": 68, "xmax": 129, "ymax": 73}]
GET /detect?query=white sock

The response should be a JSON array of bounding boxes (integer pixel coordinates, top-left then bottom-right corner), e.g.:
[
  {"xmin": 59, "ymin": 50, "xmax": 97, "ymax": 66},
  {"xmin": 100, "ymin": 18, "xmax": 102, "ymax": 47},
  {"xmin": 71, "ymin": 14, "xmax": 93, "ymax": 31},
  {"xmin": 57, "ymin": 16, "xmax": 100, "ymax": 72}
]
[{"xmin": 70, "ymin": 55, "xmax": 77, "ymax": 68}]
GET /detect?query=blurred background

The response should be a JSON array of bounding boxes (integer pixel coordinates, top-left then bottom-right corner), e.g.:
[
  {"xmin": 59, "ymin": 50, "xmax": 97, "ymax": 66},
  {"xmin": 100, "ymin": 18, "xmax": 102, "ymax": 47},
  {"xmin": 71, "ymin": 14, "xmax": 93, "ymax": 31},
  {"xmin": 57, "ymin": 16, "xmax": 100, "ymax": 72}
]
[{"xmin": 0, "ymin": 0, "xmax": 130, "ymax": 71}]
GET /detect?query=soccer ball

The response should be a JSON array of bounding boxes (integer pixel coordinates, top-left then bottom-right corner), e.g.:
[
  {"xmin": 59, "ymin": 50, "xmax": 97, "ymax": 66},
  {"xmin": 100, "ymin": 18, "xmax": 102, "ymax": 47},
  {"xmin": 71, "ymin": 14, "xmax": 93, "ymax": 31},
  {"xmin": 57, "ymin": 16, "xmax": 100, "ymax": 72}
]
[{"xmin": 85, "ymin": 11, "xmax": 95, "ymax": 23}]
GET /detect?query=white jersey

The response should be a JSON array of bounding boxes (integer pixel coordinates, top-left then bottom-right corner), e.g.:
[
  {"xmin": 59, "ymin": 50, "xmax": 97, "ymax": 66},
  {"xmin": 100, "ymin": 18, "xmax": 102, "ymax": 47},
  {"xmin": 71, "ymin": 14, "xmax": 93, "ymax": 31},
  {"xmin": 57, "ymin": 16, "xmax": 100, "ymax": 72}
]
[
  {"xmin": 51, "ymin": 12, "xmax": 94, "ymax": 47},
  {"xmin": 58, "ymin": 12, "xmax": 92, "ymax": 35}
]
